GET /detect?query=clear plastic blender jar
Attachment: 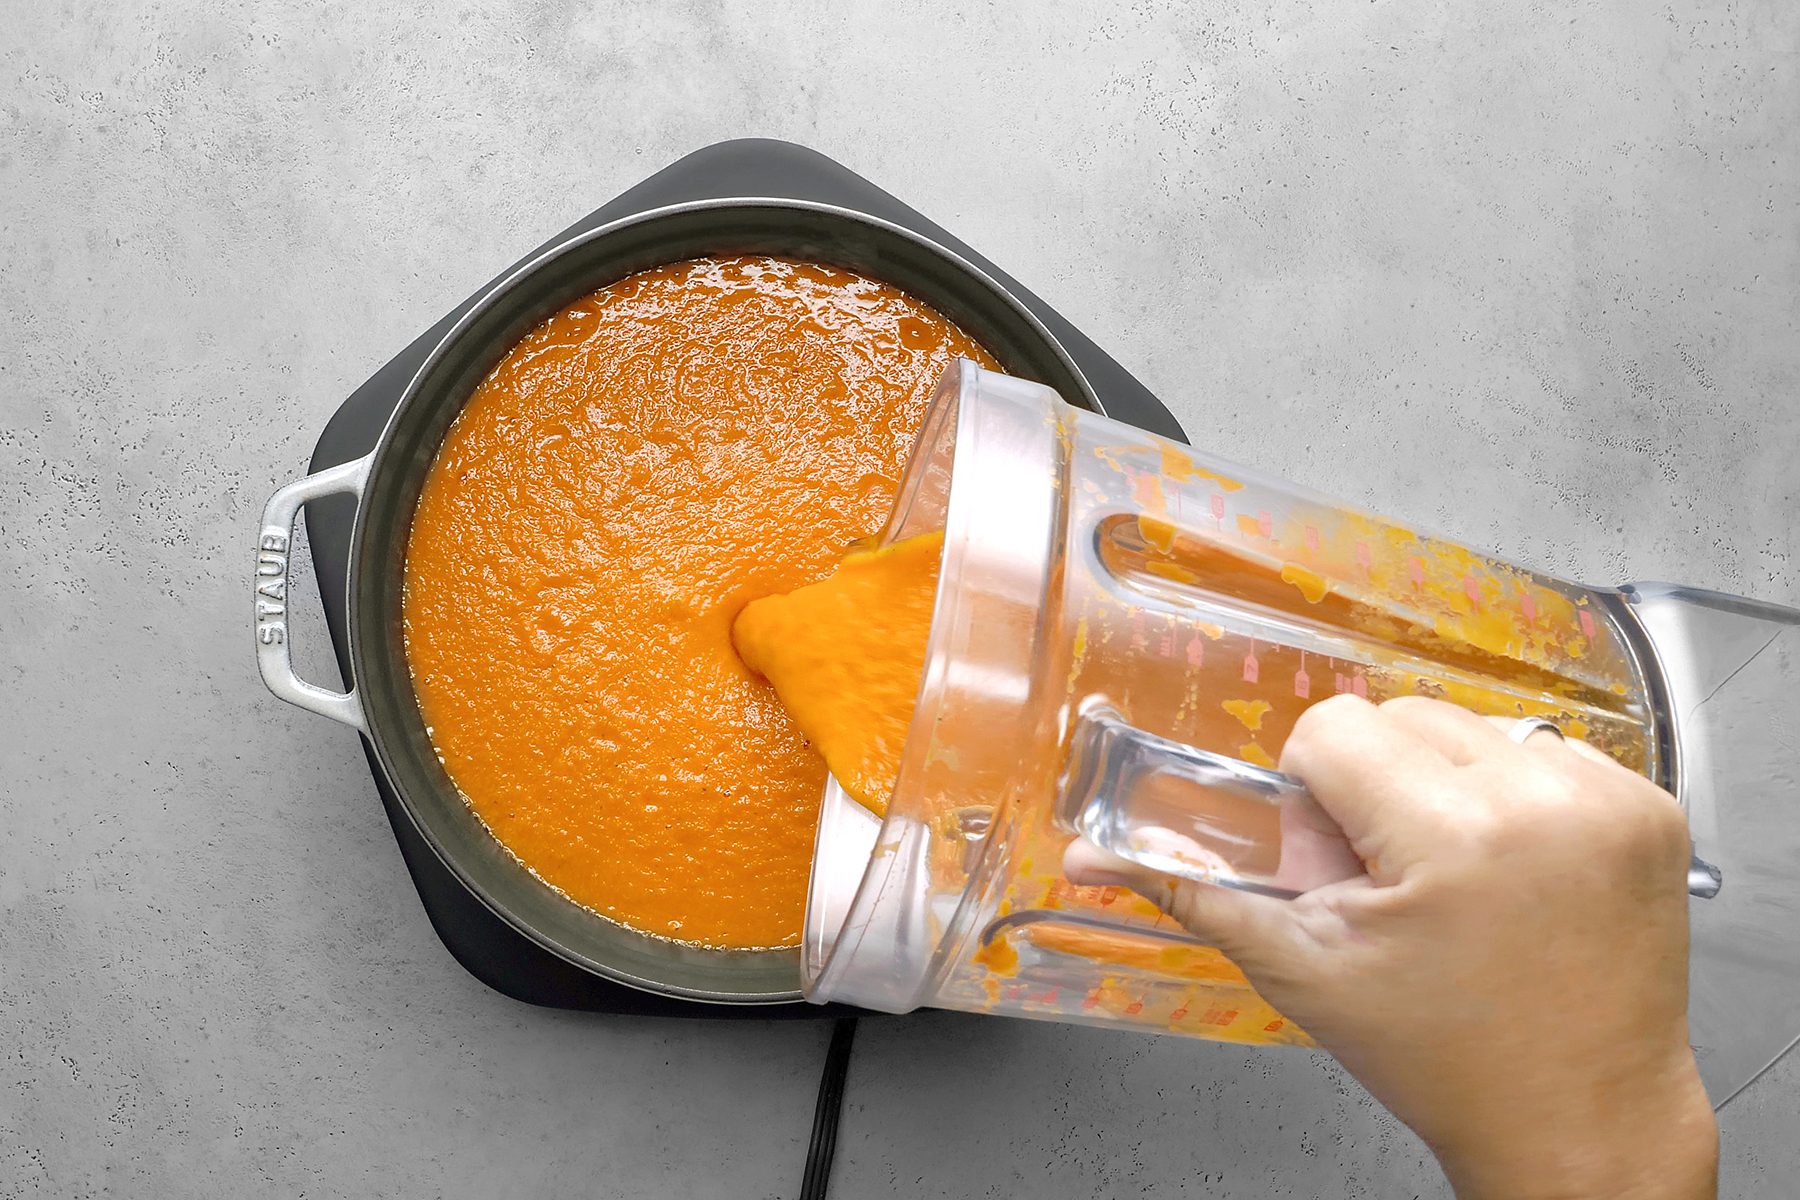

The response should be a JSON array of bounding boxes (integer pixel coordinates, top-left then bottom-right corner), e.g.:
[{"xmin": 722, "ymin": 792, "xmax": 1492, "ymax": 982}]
[{"xmin": 802, "ymin": 361, "xmax": 1800, "ymax": 1107}]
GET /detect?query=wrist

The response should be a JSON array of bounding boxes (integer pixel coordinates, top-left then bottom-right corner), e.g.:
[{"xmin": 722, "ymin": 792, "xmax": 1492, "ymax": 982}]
[{"xmin": 1439, "ymin": 1048, "xmax": 1717, "ymax": 1200}]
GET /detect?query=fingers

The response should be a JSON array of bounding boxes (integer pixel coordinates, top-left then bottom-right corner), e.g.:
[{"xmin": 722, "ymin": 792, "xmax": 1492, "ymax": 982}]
[
  {"xmin": 1379, "ymin": 696, "xmax": 1511, "ymax": 765},
  {"xmin": 1277, "ymin": 695, "xmax": 1452, "ymax": 861},
  {"xmin": 1478, "ymin": 714, "xmax": 1616, "ymax": 768},
  {"xmin": 1062, "ymin": 840, "xmax": 1302, "ymax": 969}
]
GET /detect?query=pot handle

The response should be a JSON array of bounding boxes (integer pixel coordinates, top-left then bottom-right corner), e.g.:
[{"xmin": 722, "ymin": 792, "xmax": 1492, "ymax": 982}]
[
  {"xmin": 254, "ymin": 456, "xmax": 372, "ymax": 732},
  {"xmin": 1063, "ymin": 709, "xmax": 1723, "ymax": 900}
]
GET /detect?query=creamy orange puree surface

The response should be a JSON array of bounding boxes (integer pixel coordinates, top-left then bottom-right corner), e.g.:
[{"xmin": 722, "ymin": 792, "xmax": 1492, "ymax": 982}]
[{"xmin": 403, "ymin": 256, "xmax": 996, "ymax": 950}]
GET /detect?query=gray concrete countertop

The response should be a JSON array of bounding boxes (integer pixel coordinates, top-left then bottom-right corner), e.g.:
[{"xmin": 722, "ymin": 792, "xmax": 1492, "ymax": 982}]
[{"xmin": 4, "ymin": 2, "xmax": 1796, "ymax": 1197}]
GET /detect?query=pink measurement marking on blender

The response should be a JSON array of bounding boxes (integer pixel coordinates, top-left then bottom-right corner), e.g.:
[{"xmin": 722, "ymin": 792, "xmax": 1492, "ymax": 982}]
[
  {"xmin": 1305, "ymin": 524, "xmax": 1320, "ymax": 554},
  {"xmin": 1520, "ymin": 587, "xmax": 1538, "ymax": 621},
  {"xmin": 1579, "ymin": 609, "xmax": 1596, "ymax": 639},
  {"xmin": 1258, "ymin": 511, "xmax": 1273, "ymax": 538},
  {"xmin": 1243, "ymin": 650, "xmax": 1259, "ymax": 684},
  {"xmin": 1210, "ymin": 493, "xmax": 1226, "ymax": 524},
  {"xmin": 1462, "ymin": 574, "xmax": 1481, "ymax": 607},
  {"xmin": 1355, "ymin": 541, "xmax": 1372, "ymax": 570},
  {"xmin": 1187, "ymin": 636, "xmax": 1205, "ymax": 667},
  {"xmin": 1295, "ymin": 652, "xmax": 1311, "ymax": 698},
  {"xmin": 1409, "ymin": 557, "xmax": 1425, "ymax": 589},
  {"xmin": 1353, "ymin": 675, "xmax": 1368, "ymax": 698}
]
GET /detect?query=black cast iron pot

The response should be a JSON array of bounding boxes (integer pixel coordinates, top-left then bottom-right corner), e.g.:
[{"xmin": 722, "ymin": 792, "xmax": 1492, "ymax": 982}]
[{"xmin": 254, "ymin": 199, "xmax": 1099, "ymax": 1003}]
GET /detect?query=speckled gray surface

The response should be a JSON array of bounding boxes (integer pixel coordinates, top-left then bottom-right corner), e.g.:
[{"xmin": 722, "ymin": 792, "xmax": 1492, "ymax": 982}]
[{"xmin": 3, "ymin": 2, "xmax": 1797, "ymax": 1197}]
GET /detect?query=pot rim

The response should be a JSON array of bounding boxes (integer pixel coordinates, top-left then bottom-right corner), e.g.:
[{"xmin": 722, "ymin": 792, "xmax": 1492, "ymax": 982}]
[{"xmin": 345, "ymin": 196, "xmax": 1100, "ymax": 1004}]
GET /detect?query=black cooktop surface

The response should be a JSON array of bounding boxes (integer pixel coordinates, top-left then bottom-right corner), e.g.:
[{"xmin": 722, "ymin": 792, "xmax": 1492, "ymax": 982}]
[{"xmin": 304, "ymin": 138, "xmax": 1187, "ymax": 1016}]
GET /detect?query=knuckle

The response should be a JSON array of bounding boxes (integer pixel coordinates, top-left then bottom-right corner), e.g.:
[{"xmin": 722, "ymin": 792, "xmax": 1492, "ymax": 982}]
[
  {"xmin": 1442, "ymin": 798, "xmax": 1535, "ymax": 859},
  {"xmin": 1283, "ymin": 694, "xmax": 1370, "ymax": 766},
  {"xmin": 1439, "ymin": 762, "xmax": 1572, "ymax": 852},
  {"xmin": 1520, "ymin": 761, "xmax": 1587, "ymax": 808},
  {"xmin": 1433, "ymin": 805, "xmax": 1504, "ymax": 856},
  {"xmin": 1423, "ymin": 757, "xmax": 1692, "ymax": 881},
  {"xmin": 1376, "ymin": 695, "xmax": 1438, "ymax": 718},
  {"xmin": 1299, "ymin": 692, "xmax": 1370, "ymax": 727},
  {"xmin": 1482, "ymin": 749, "xmax": 1586, "ymax": 807}
]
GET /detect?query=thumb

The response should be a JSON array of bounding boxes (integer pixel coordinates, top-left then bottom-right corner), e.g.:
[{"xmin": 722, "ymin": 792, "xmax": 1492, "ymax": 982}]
[{"xmin": 1061, "ymin": 839, "xmax": 1304, "ymax": 972}]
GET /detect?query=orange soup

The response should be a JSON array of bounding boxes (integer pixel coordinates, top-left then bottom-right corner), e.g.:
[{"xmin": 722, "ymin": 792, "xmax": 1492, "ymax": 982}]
[{"xmin": 403, "ymin": 256, "xmax": 997, "ymax": 949}]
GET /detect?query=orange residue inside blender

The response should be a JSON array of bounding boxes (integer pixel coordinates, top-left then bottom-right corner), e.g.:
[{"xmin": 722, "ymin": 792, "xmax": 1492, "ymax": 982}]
[
  {"xmin": 1279, "ymin": 562, "xmax": 1330, "ymax": 603},
  {"xmin": 736, "ymin": 415, "xmax": 1650, "ymax": 1044},
  {"xmin": 1222, "ymin": 699, "xmax": 1271, "ymax": 731},
  {"xmin": 1238, "ymin": 741, "xmax": 1278, "ymax": 768},
  {"xmin": 1158, "ymin": 442, "xmax": 1244, "ymax": 492},
  {"xmin": 974, "ymin": 915, "xmax": 1254, "ymax": 988},
  {"xmin": 1121, "ymin": 511, "xmax": 1638, "ymax": 735}
]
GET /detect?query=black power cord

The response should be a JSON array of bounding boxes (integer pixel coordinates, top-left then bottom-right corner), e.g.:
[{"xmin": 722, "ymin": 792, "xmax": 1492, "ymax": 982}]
[{"xmin": 798, "ymin": 1018, "xmax": 859, "ymax": 1200}]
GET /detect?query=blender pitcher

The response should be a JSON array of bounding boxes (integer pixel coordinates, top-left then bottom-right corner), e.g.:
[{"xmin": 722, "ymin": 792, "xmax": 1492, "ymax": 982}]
[{"xmin": 802, "ymin": 361, "xmax": 1800, "ymax": 1107}]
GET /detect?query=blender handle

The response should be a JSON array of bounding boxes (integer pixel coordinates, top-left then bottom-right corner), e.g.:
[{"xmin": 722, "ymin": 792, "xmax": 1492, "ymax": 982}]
[
  {"xmin": 1063, "ymin": 711, "xmax": 1723, "ymax": 900},
  {"xmin": 1062, "ymin": 712, "xmax": 1360, "ymax": 899}
]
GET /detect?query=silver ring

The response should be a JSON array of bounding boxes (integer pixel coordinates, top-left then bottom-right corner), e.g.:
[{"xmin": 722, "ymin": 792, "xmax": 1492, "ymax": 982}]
[{"xmin": 1508, "ymin": 716, "xmax": 1564, "ymax": 744}]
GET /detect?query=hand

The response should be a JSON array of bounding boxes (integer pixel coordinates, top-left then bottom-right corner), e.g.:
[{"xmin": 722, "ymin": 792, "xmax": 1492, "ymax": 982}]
[{"xmin": 1064, "ymin": 695, "xmax": 1717, "ymax": 1200}]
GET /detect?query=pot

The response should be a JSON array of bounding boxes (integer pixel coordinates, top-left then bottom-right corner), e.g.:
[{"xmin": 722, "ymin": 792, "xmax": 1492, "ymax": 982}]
[{"xmin": 254, "ymin": 199, "xmax": 1100, "ymax": 1003}]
